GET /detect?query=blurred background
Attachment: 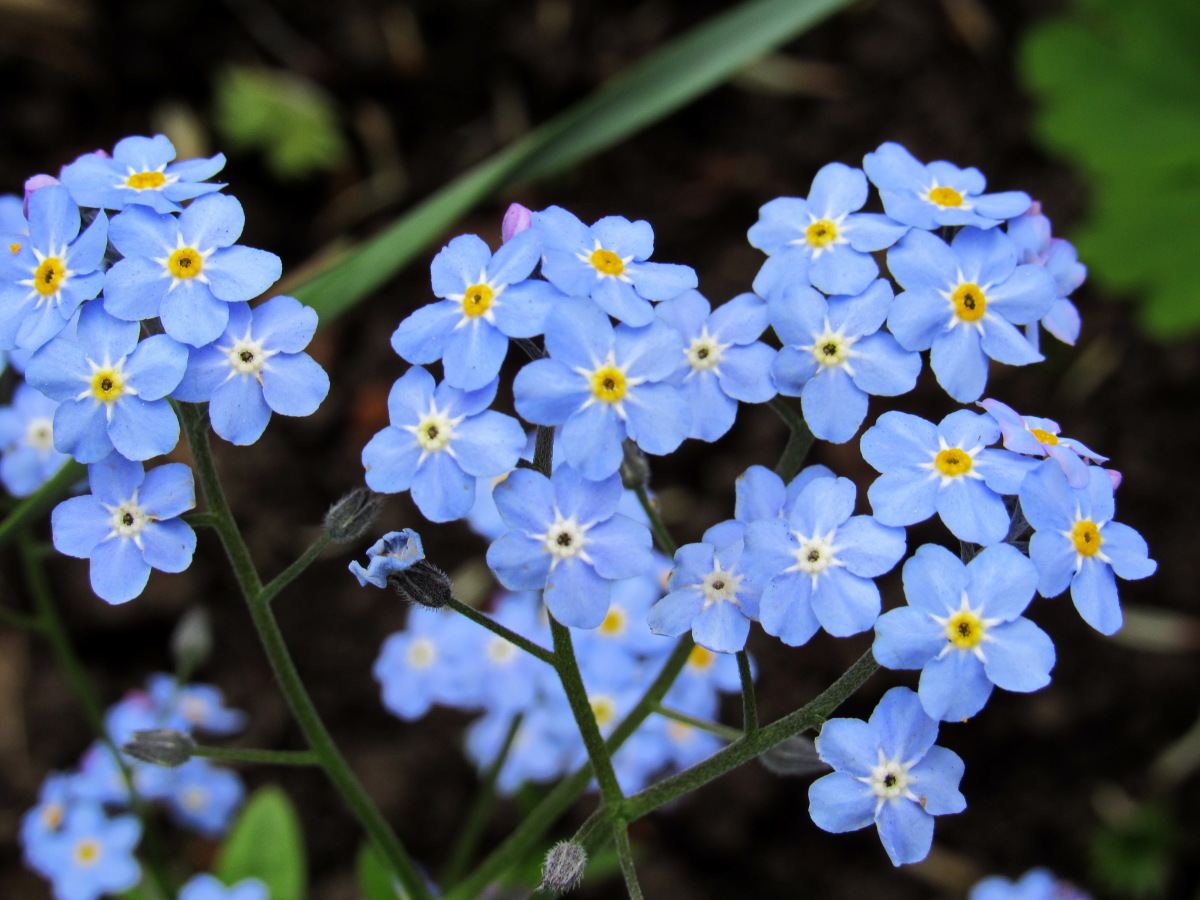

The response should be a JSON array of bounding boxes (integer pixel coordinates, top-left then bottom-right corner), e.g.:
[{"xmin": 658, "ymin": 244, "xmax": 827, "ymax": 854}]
[{"xmin": 1, "ymin": 0, "xmax": 1197, "ymax": 897}]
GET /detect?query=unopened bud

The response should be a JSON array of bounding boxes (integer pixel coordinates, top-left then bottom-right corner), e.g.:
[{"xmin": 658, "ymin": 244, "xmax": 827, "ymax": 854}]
[
  {"xmin": 23, "ymin": 174, "xmax": 60, "ymax": 215},
  {"xmin": 501, "ymin": 203, "xmax": 533, "ymax": 243},
  {"xmin": 539, "ymin": 840, "xmax": 587, "ymax": 893},
  {"xmin": 171, "ymin": 607, "xmax": 213, "ymax": 679},
  {"xmin": 618, "ymin": 439, "xmax": 650, "ymax": 491},
  {"xmin": 388, "ymin": 559, "xmax": 452, "ymax": 609},
  {"xmin": 324, "ymin": 487, "xmax": 385, "ymax": 543},
  {"xmin": 758, "ymin": 735, "xmax": 829, "ymax": 777},
  {"xmin": 124, "ymin": 729, "xmax": 196, "ymax": 767}
]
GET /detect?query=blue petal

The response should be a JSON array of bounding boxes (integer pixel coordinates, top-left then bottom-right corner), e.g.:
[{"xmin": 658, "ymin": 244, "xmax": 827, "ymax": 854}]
[
  {"xmin": 90, "ymin": 537, "xmax": 151, "ymax": 604},
  {"xmin": 965, "ymin": 543, "xmax": 1038, "ymax": 620},
  {"xmin": 935, "ymin": 477, "xmax": 1009, "ymax": 545},
  {"xmin": 179, "ymin": 193, "xmax": 244, "ymax": 248},
  {"xmin": 124, "ymin": 334, "xmax": 188, "ymax": 400},
  {"xmin": 802, "ymin": 368, "xmax": 867, "ymax": 444},
  {"xmin": 411, "ymin": 450, "xmax": 475, "ymax": 522},
  {"xmin": 108, "ymin": 398, "xmax": 180, "ymax": 460},
  {"xmin": 814, "ymin": 718, "xmax": 877, "ymax": 777},
  {"xmin": 908, "ymin": 744, "xmax": 966, "ymax": 815},
  {"xmin": 51, "ymin": 495, "xmax": 111, "ymax": 558},
  {"xmin": 140, "ymin": 518, "xmax": 197, "ymax": 573},
  {"xmin": 919, "ymin": 651, "xmax": 993, "ymax": 721},
  {"xmin": 982, "ymin": 618, "xmax": 1055, "ymax": 693},
  {"xmin": 544, "ymin": 559, "xmax": 610, "ymax": 628},
  {"xmin": 691, "ymin": 599, "xmax": 750, "ymax": 653},
  {"xmin": 159, "ymin": 283, "xmax": 230, "ymax": 347},
  {"xmin": 210, "ymin": 377, "xmax": 272, "ymax": 444},
  {"xmin": 758, "ymin": 576, "xmax": 819, "ymax": 646},
  {"xmin": 1070, "ymin": 560, "xmax": 1122, "ymax": 635},
  {"xmin": 486, "ymin": 531, "xmax": 552, "ymax": 591},
  {"xmin": 431, "ymin": 234, "xmax": 492, "ymax": 297},
  {"xmin": 873, "ymin": 607, "xmax": 943, "ymax": 670},
  {"xmin": 251, "ymin": 295, "xmax": 317, "ymax": 352},
  {"xmin": 876, "ymin": 799, "xmax": 935, "ymax": 866},
  {"xmin": 204, "ymin": 246, "xmax": 282, "ymax": 302},
  {"xmin": 362, "ymin": 427, "xmax": 420, "ymax": 493},
  {"xmin": 930, "ymin": 326, "xmax": 989, "ymax": 402},
  {"xmin": 261, "ymin": 353, "xmax": 329, "ymax": 416},
  {"xmin": 808, "ymin": 772, "xmax": 875, "ymax": 834},
  {"xmin": 449, "ymin": 410, "xmax": 525, "ymax": 477},
  {"xmin": 812, "ymin": 568, "xmax": 881, "ymax": 636}
]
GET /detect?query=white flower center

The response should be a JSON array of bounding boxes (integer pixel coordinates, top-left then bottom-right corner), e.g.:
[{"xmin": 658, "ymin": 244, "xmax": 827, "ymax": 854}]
[
  {"xmin": 222, "ymin": 335, "xmax": 275, "ymax": 377},
  {"xmin": 25, "ymin": 416, "xmax": 54, "ymax": 452},
  {"xmin": 485, "ymin": 637, "xmax": 517, "ymax": 665},
  {"xmin": 802, "ymin": 322, "xmax": 859, "ymax": 373},
  {"xmin": 699, "ymin": 564, "xmax": 744, "ymax": 609},
  {"xmin": 685, "ymin": 328, "xmax": 727, "ymax": 373},
  {"xmin": 858, "ymin": 747, "xmax": 919, "ymax": 815},
  {"xmin": 406, "ymin": 637, "xmax": 437, "ymax": 669},
  {"xmin": 108, "ymin": 501, "xmax": 149, "ymax": 539},
  {"xmin": 535, "ymin": 513, "xmax": 593, "ymax": 570},
  {"xmin": 785, "ymin": 530, "xmax": 843, "ymax": 585}
]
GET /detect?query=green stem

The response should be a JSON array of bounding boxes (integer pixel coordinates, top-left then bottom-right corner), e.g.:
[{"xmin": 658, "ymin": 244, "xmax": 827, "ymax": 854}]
[
  {"xmin": 192, "ymin": 746, "xmax": 320, "ymax": 766},
  {"xmin": 446, "ymin": 596, "xmax": 554, "ymax": 665},
  {"xmin": 0, "ymin": 605, "xmax": 43, "ymax": 630},
  {"xmin": 622, "ymin": 650, "xmax": 879, "ymax": 821},
  {"xmin": 652, "ymin": 703, "xmax": 742, "ymax": 742},
  {"xmin": 612, "ymin": 821, "xmax": 644, "ymax": 900},
  {"xmin": 182, "ymin": 511, "xmax": 221, "ymax": 529},
  {"xmin": 768, "ymin": 396, "xmax": 815, "ymax": 482},
  {"xmin": 442, "ymin": 713, "xmax": 523, "ymax": 887},
  {"xmin": 634, "ymin": 483, "xmax": 677, "ymax": 556},
  {"xmin": 259, "ymin": 532, "xmax": 333, "ymax": 606},
  {"xmin": 736, "ymin": 650, "xmax": 758, "ymax": 734}
]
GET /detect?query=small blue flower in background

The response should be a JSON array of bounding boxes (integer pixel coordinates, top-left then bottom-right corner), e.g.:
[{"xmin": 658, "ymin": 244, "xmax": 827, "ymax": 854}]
[
  {"xmin": 860, "ymin": 409, "xmax": 1036, "ymax": 545},
  {"xmin": 874, "ymin": 543, "xmax": 1055, "ymax": 722},
  {"xmin": 1007, "ymin": 203, "xmax": 1086, "ymax": 347},
  {"xmin": 1019, "ymin": 461, "xmax": 1156, "ymax": 635},
  {"xmin": 863, "ymin": 142, "xmax": 1031, "ymax": 230},
  {"xmin": 349, "ymin": 528, "xmax": 425, "ymax": 588},
  {"xmin": 161, "ymin": 759, "xmax": 244, "ymax": 836},
  {"xmin": 748, "ymin": 161, "xmax": 909, "ymax": 297},
  {"xmin": 647, "ymin": 539, "xmax": 761, "ymax": 653},
  {"xmin": 391, "ymin": 230, "xmax": 562, "ymax": 390},
  {"xmin": 20, "ymin": 772, "xmax": 78, "ymax": 875},
  {"xmin": 770, "ymin": 279, "xmax": 921, "ymax": 443},
  {"xmin": 701, "ymin": 463, "xmax": 835, "ymax": 548},
  {"xmin": 513, "ymin": 302, "xmax": 690, "ymax": 480},
  {"xmin": 26, "ymin": 301, "xmax": 188, "ymax": 463},
  {"xmin": 534, "ymin": 205, "xmax": 697, "ymax": 326},
  {"xmin": 742, "ymin": 475, "xmax": 906, "ymax": 646},
  {"xmin": 654, "ymin": 290, "xmax": 775, "ymax": 441},
  {"xmin": 171, "ymin": 296, "xmax": 330, "ymax": 445},
  {"xmin": 179, "ymin": 874, "xmax": 269, "ymax": 900},
  {"xmin": 970, "ymin": 868, "xmax": 1092, "ymax": 900},
  {"xmin": 979, "ymin": 398, "xmax": 1106, "ymax": 489},
  {"xmin": 0, "ymin": 381, "xmax": 70, "ymax": 496},
  {"xmin": 886, "ymin": 226, "xmax": 1057, "ymax": 402},
  {"xmin": 0, "ymin": 184, "xmax": 107, "ymax": 352},
  {"xmin": 808, "ymin": 686, "xmax": 966, "ymax": 866},
  {"xmin": 374, "ymin": 608, "xmax": 484, "ymax": 719},
  {"xmin": 59, "ymin": 134, "xmax": 226, "ymax": 214},
  {"xmin": 487, "ymin": 466, "xmax": 653, "ymax": 628},
  {"xmin": 144, "ymin": 674, "xmax": 248, "ymax": 736},
  {"xmin": 361, "ymin": 367, "xmax": 526, "ymax": 522},
  {"xmin": 51, "ymin": 455, "xmax": 196, "ymax": 604},
  {"xmin": 103, "ymin": 193, "xmax": 282, "ymax": 347},
  {"xmin": 40, "ymin": 803, "xmax": 141, "ymax": 900}
]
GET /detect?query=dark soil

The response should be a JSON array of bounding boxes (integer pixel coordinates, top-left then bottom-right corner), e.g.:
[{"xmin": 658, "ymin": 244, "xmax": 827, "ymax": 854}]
[{"xmin": 2, "ymin": 1, "xmax": 1197, "ymax": 898}]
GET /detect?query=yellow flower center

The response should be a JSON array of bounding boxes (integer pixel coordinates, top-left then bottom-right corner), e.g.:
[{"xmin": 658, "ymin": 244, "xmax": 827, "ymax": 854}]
[
  {"xmin": 91, "ymin": 368, "xmax": 125, "ymax": 404},
  {"xmin": 591, "ymin": 366, "xmax": 627, "ymax": 403},
  {"xmin": 945, "ymin": 608, "xmax": 986, "ymax": 649},
  {"xmin": 935, "ymin": 448, "xmax": 973, "ymax": 477},
  {"xmin": 406, "ymin": 637, "xmax": 437, "ymax": 669},
  {"xmin": 74, "ymin": 838, "xmax": 102, "ymax": 867},
  {"xmin": 34, "ymin": 257, "xmax": 65, "ymax": 296},
  {"xmin": 952, "ymin": 283, "xmax": 987, "ymax": 322},
  {"xmin": 929, "ymin": 186, "xmax": 964, "ymax": 208},
  {"xmin": 806, "ymin": 218, "xmax": 839, "ymax": 248},
  {"xmin": 168, "ymin": 247, "xmax": 203, "ymax": 279},
  {"xmin": 1072, "ymin": 520, "xmax": 1102, "ymax": 557},
  {"xmin": 126, "ymin": 170, "xmax": 167, "ymax": 190},
  {"xmin": 590, "ymin": 695, "xmax": 617, "ymax": 729},
  {"xmin": 590, "ymin": 248, "xmax": 625, "ymax": 277},
  {"xmin": 462, "ymin": 283, "xmax": 494, "ymax": 317},
  {"xmin": 687, "ymin": 645, "xmax": 715, "ymax": 671},
  {"xmin": 1030, "ymin": 428, "xmax": 1058, "ymax": 445},
  {"xmin": 598, "ymin": 607, "xmax": 627, "ymax": 636}
]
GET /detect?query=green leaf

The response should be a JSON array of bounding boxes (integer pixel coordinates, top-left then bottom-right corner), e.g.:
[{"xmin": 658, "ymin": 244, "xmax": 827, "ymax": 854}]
[
  {"xmin": 291, "ymin": 0, "xmax": 857, "ymax": 324},
  {"xmin": 214, "ymin": 786, "xmax": 308, "ymax": 900},
  {"xmin": 356, "ymin": 843, "xmax": 403, "ymax": 900},
  {"xmin": 1090, "ymin": 801, "xmax": 1174, "ymax": 898},
  {"xmin": 215, "ymin": 66, "xmax": 347, "ymax": 180},
  {"xmin": 1021, "ymin": 0, "xmax": 1200, "ymax": 338}
]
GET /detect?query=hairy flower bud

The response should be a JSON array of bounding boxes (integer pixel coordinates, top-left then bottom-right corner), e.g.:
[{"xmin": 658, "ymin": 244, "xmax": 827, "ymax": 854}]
[
  {"xmin": 758, "ymin": 735, "xmax": 829, "ymax": 777},
  {"xmin": 618, "ymin": 439, "xmax": 650, "ymax": 492},
  {"xmin": 388, "ymin": 559, "xmax": 453, "ymax": 609},
  {"xmin": 539, "ymin": 840, "xmax": 587, "ymax": 893},
  {"xmin": 324, "ymin": 487, "xmax": 385, "ymax": 543},
  {"xmin": 124, "ymin": 729, "xmax": 196, "ymax": 767}
]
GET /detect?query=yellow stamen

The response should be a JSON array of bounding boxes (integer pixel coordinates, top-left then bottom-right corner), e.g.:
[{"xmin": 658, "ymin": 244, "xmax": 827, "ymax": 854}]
[
  {"xmin": 945, "ymin": 609, "xmax": 985, "ymax": 649},
  {"xmin": 91, "ymin": 369, "xmax": 124, "ymax": 404},
  {"xmin": 687, "ymin": 645, "xmax": 715, "ymax": 671},
  {"xmin": 127, "ymin": 171, "xmax": 166, "ymax": 190},
  {"xmin": 34, "ymin": 257, "xmax": 65, "ymax": 296},
  {"xmin": 591, "ymin": 366, "xmax": 627, "ymax": 403},
  {"xmin": 74, "ymin": 838, "xmax": 102, "ymax": 866},
  {"xmin": 598, "ymin": 607, "xmax": 627, "ymax": 636},
  {"xmin": 1072, "ymin": 520, "xmax": 1102, "ymax": 557},
  {"xmin": 935, "ymin": 448, "xmax": 972, "ymax": 477},
  {"xmin": 168, "ymin": 247, "xmax": 203, "ymax": 279},
  {"xmin": 590, "ymin": 248, "xmax": 625, "ymax": 277},
  {"xmin": 952, "ymin": 283, "xmax": 986, "ymax": 322},
  {"xmin": 929, "ymin": 186, "xmax": 964, "ymax": 208},
  {"xmin": 1030, "ymin": 428, "xmax": 1058, "ymax": 445},
  {"xmin": 806, "ymin": 218, "xmax": 838, "ymax": 248},
  {"xmin": 461, "ymin": 283, "xmax": 494, "ymax": 317}
]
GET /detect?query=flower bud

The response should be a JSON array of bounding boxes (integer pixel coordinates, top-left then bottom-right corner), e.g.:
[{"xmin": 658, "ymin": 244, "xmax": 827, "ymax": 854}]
[
  {"xmin": 758, "ymin": 735, "xmax": 829, "ymax": 777},
  {"xmin": 539, "ymin": 840, "xmax": 587, "ymax": 893},
  {"xmin": 502, "ymin": 203, "xmax": 533, "ymax": 242},
  {"xmin": 388, "ymin": 559, "xmax": 452, "ymax": 609},
  {"xmin": 124, "ymin": 729, "xmax": 196, "ymax": 767},
  {"xmin": 324, "ymin": 487, "xmax": 385, "ymax": 543},
  {"xmin": 618, "ymin": 439, "xmax": 650, "ymax": 492},
  {"xmin": 171, "ymin": 607, "xmax": 213, "ymax": 679}
]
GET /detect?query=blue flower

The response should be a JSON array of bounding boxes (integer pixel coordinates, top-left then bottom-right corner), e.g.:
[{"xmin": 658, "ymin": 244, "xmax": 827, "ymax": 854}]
[
  {"xmin": 1006, "ymin": 204, "xmax": 1086, "ymax": 347},
  {"xmin": 860, "ymin": 409, "xmax": 1037, "ymax": 546},
  {"xmin": 361, "ymin": 367, "xmax": 526, "ymax": 522},
  {"xmin": 59, "ymin": 134, "xmax": 226, "ymax": 214},
  {"xmin": 21, "ymin": 773, "xmax": 80, "ymax": 876},
  {"xmin": 534, "ymin": 206, "xmax": 697, "ymax": 326},
  {"xmin": 171, "ymin": 296, "xmax": 329, "ymax": 444},
  {"xmin": 970, "ymin": 868, "xmax": 1091, "ymax": 900},
  {"xmin": 391, "ymin": 231, "xmax": 562, "ymax": 390},
  {"xmin": 874, "ymin": 543, "xmax": 1055, "ymax": 721},
  {"xmin": 979, "ymin": 398, "xmax": 1106, "ymax": 489},
  {"xmin": 144, "ymin": 674, "xmax": 248, "ymax": 736},
  {"xmin": 25, "ymin": 302, "xmax": 187, "ymax": 462},
  {"xmin": 742, "ymin": 475, "xmax": 906, "ymax": 645},
  {"xmin": 701, "ymin": 463, "xmax": 835, "ymax": 548},
  {"xmin": 487, "ymin": 466, "xmax": 653, "ymax": 628},
  {"xmin": 374, "ymin": 608, "xmax": 485, "ymax": 719},
  {"xmin": 1019, "ymin": 461, "xmax": 1156, "ymax": 635},
  {"xmin": 0, "ymin": 381, "xmax": 71, "ymax": 496},
  {"xmin": 161, "ymin": 759, "xmax": 244, "ymax": 836},
  {"xmin": 179, "ymin": 874, "xmax": 269, "ymax": 900},
  {"xmin": 809, "ymin": 686, "xmax": 966, "ymax": 866},
  {"xmin": 103, "ymin": 193, "xmax": 282, "ymax": 346},
  {"xmin": 647, "ymin": 540, "xmax": 761, "ymax": 653},
  {"xmin": 863, "ymin": 142, "xmax": 1031, "ymax": 230},
  {"xmin": 513, "ymin": 302, "xmax": 690, "ymax": 480},
  {"xmin": 770, "ymin": 279, "xmax": 921, "ymax": 443},
  {"xmin": 654, "ymin": 290, "xmax": 776, "ymax": 441},
  {"xmin": 886, "ymin": 227, "xmax": 1057, "ymax": 402},
  {"xmin": 0, "ymin": 185, "xmax": 107, "ymax": 351},
  {"xmin": 40, "ymin": 804, "xmax": 141, "ymax": 900},
  {"xmin": 349, "ymin": 529, "xmax": 425, "ymax": 588},
  {"xmin": 51, "ymin": 455, "xmax": 196, "ymax": 604},
  {"xmin": 748, "ymin": 162, "xmax": 909, "ymax": 297}
]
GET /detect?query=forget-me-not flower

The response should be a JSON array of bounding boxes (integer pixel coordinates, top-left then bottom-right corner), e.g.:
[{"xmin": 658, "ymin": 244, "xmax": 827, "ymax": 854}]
[
  {"xmin": 1007, "ymin": 204, "xmax": 1085, "ymax": 347},
  {"xmin": 40, "ymin": 803, "xmax": 141, "ymax": 900},
  {"xmin": 979, "ymin": 397, "xmax": 1106, "ymax": 489},
  {"xmin": 179, "ymin": 874, "xmax": 269, "ymax": 900},
  {"xmin": 0, "ymin": 381, "xmax": 70, "ymax": 496},
  {"xmin": 647, "ymin": 540, "xmax": 761, "ymax": 653},
  {"xmin": 702, "ymin": 463, "xmax": 835, "ymax": 549}
]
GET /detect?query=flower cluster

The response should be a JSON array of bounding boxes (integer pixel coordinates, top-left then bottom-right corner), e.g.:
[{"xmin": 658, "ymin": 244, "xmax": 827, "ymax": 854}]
[{"xmin": 0, "ymin": 135, "xmax": 330, "ymax": 603}]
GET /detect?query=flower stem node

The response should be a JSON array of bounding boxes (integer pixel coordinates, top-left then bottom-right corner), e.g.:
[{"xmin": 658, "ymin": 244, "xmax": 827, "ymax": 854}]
[
  {"xmin": 758, "ymin": 735, "xmax": 829, "ymax": 777},
  {"xmin": 324, "ymin": 487, "xmax": 385, "ymax": 543},
  {"xmin": 539, "ymin": 840, "xmax": 587, "ymax": 893},
  {"xmin": 123, "ymin": 729, "xmax": 196, "ymax": 767}
]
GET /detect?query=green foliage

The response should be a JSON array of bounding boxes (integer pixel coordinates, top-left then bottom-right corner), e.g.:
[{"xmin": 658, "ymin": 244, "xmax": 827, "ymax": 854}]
[
  {"xmin": 290, "ymin": 0, "xmax": 857, "ymax": 324},
  {"xmin": 215, "ymin": 786, "xmax": 308, "ymax": 900},
  {"xmin": 1090, "ymin": 801, "xmax": 1175, "ymax": 898},
  {"xmin": 215, "ymin": 65, "xmax": 347, "ymax": 180},
  {"xmin": 1021, "ymin": 0, "xmax": 1200, "ymax": 338}
]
